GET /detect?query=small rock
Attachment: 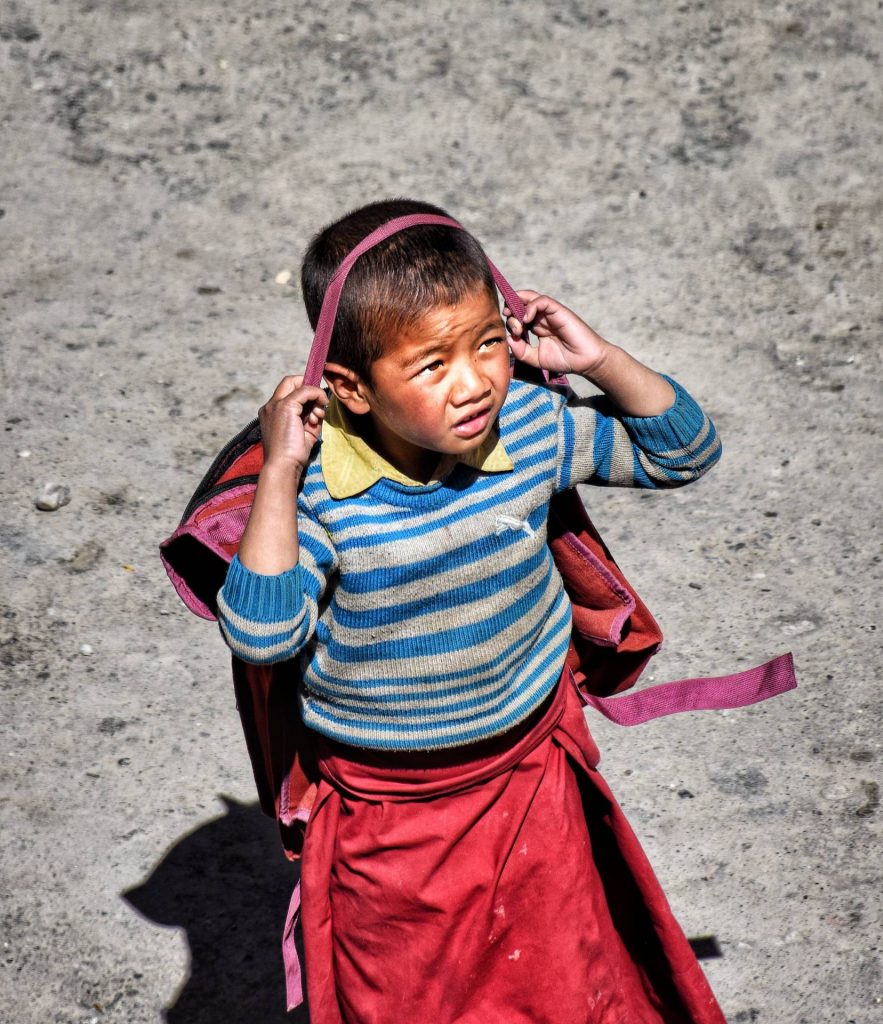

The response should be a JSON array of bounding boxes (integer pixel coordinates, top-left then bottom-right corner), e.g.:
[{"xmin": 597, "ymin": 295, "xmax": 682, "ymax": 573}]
[
  {"xmin": 856, "ymin": 781, "xmax": 880, "ymax": 818},
  {"xmin": 777, "ymin": 616, "xmax": 818, "ymax": 637},
  {"xmin": 712, "ymin": 767, "xmax": 768, "ymax": 794},
  {"xmin": 275, "ymin": 269, "xmax": 292, "ymax": 285},
  {"xmin": 79, "ymin": 643, "xmax": 94, "ymax": 656},
  {"xmin": 0, "ymin": 18, "xmax": 41, "ymax": 43},
  {"xmin": 70, "ymin": 144, "xmax": 105, "ymax": 166},
  {"xmin": 18, "ymin": 450, "xmax": 31, "ymax": 458},
  {"xmin": 62, "ymin": 541, "xmax": 105, "ymax": 573},
  {"xmin": 35, "ymin": 482, "xmax": 71, "ymax": 511}
]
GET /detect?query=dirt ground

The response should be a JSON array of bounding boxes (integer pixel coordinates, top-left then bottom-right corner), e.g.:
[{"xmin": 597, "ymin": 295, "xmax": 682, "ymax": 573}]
[{"xmin": 1, "ymin": 2, "xmax": 881, "ymax": 1021}]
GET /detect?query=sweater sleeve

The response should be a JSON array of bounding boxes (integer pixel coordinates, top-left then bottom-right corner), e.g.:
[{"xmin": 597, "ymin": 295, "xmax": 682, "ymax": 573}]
[
  {"xmin": 215, "ymin": 500, "xmax": 338, "ymax": 664},
  {"xmin": 555, "ymin": 374, "xmax": 722, "ymax": 492}
]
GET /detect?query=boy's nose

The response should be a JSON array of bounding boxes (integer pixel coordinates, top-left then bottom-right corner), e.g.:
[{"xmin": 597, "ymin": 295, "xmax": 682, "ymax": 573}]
[{"xmin": 451, "ymin": 362, "xmax": 489, "ymax": 404}]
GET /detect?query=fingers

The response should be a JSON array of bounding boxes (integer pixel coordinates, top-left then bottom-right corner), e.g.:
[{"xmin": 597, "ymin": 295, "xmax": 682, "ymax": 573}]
[
  {"xmin": 522, "ymin": 293, "xmax": 560, "ymax": 327},
  {"xmin": 502, "ymin": 289, "xmax": 538, "ymax": 329},
  {"xmin": 503, "ymin": 291, "xmax": 558, "ymax": 332},
  {"xmin": 302, "ymin": 411, "xmax": 326, "ymax": 446},
  {"xmin": 259, "ymin": 378, "xmax": 329, "ymax": 469},
  {"xmin": 260, "ymin": 380, "xmax": 329, "ymax": 449},
  {"xmin": 270, "ymin": 374, "xmax": 329, "ymax": 401},
  {"xmin": 302, "ymin": 401, "xmax": 327, "ymax": 431},
  {"xmin": 504, "ymin": 288, "xmax": 540, "ymax": 316},
  {"xmin": 293, "ymin": 385, "xmax": 329, "ymax": 411},
  {"xmin": 268, "ymin": 377, "xmax": 328, "ymax": 409},
  {"xmin": 508, "ymin": 295, "xmax": 573, "ymax": 343},
  {"xmin": 505, "ymin": 314, "xmax": 525, "ymax": 338},
  {"xmin": 507, "ymin": 334, "xmax": 541, "ymax": 369},
  {"xmin": 271, "ymin": 374, "xmax": 303, "ymax": 400}
]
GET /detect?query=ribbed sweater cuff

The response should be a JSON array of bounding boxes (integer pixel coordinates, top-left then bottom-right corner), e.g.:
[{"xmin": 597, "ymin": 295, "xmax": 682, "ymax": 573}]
[
  {"xmin": 620, "ymin": 374, "xmax": 707, "ymax": 450},
  {"xmin": 221, "ymin": 554, "xmax": 304, "ymax": 623}
]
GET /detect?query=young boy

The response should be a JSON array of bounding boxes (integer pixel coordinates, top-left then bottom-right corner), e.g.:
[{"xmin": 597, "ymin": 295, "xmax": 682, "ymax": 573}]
[{"xmin": 216, "ymin": 199, "xmax": 726, "ymax": 1023}]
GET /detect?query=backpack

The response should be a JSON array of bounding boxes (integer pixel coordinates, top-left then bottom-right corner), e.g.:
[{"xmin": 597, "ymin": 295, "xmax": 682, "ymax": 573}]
[{"xmin": 159, "ymin": 214, "xmax": 796, "ymax": 858}]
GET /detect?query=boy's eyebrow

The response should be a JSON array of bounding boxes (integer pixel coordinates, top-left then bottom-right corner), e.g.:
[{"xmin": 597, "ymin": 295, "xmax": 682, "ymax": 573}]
[
  {"xmin": 401, "ymin": 342, "xmax": 449, "ymax": 369},
  {"xmin": 401, "ymin": 317, "xmax": 503, "ymax": 368}
]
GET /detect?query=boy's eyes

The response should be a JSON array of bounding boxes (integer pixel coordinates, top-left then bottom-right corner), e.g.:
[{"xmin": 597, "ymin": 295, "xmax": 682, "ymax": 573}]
[
  {"xmin": 415, "ymin": 338, "xmax": 504, "ymax": 376},
  {"xmin": 417, "ymin": 360, "xmax": 443, "ymax": 376}
]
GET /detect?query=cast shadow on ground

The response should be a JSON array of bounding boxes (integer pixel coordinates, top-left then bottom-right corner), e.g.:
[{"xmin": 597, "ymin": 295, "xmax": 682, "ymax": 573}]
[{"xmin": 124, "ymin": 796, "xmax": 308, "ymax": 1023}]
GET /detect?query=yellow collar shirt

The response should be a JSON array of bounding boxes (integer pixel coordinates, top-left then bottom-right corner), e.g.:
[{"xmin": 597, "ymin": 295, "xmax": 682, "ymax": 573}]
[{"xmin": 320, "ymin": 396, "xmax": 514, "ymax": 499}]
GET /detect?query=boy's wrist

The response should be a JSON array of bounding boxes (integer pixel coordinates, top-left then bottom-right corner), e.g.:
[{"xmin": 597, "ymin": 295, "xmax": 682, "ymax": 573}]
[
  {"xmin": 576, "ymin": 344, "xmax": 677, "ymax": 417},
  {"xmin": 575, "ymin": 340, "xmax": 617, "ymax": 387},
  {"xmin": 261, "ymin": 458, "xmax": 305, "ymax": 486}
]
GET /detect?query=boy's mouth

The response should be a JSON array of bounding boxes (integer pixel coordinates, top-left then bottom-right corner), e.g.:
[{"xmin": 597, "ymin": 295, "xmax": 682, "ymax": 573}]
[{"xmin": 452, "ymin": 405, "xmax": 493, "ymax": 439}]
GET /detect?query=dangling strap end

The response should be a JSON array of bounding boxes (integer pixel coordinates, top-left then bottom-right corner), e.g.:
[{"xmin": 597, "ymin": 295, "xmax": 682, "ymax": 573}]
[
  {"xmin": 282, "ymin": 880, "xmax": 304, "ymax": 1009},
  {"xmin": 582, "ymin": 652, "xmax": 798, "ymax": 727}
]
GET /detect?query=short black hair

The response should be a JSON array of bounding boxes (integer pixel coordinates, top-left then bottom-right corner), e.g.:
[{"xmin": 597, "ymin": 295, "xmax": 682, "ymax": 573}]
[{"xmin": 300, "ymin": 198, "xmax": 496, "ymax": 382}]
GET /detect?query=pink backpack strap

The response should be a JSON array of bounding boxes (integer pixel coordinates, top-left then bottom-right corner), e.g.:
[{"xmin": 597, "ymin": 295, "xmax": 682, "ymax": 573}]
[
  {"xmin": 578, "ymin": 652, "xmax": 796, "ymax": 726},
  {"xmin": 303, "ymin": 213, "xmax": 526, "ymax": 388},
  {"xmin": 282, "ymin": 880, "xmax": 304, "ymax": 1010}
]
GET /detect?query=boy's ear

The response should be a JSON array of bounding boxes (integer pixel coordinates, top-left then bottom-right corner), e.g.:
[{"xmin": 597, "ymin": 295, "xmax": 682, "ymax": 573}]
[{"xmin": 323, "ymin": 362, "xmax": 373, "ymax": 416}]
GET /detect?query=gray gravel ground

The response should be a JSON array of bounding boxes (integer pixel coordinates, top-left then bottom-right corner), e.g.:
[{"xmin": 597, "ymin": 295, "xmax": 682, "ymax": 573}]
[{"xmin": 2, "ymin": 2, "xmax": 881, "ymax": 1021}]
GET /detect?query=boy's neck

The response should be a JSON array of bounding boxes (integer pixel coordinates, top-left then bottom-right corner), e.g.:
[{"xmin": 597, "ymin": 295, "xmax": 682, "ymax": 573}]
[{"xmin": 356, "ymin": 411, "xmax": 442, "ymax": 484}]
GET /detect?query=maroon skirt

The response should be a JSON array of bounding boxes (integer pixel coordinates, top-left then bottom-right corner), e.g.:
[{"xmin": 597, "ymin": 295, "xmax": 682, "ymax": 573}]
[{"xmin": 299, "ymin": 673, "xmax": 726, "ymax": 1024}]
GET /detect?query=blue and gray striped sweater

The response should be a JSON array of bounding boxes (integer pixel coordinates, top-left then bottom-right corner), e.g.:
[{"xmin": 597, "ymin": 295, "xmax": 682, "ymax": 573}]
[{"xmin": 217, "ymin": 376, "xmax": 721, "ymax": 751}]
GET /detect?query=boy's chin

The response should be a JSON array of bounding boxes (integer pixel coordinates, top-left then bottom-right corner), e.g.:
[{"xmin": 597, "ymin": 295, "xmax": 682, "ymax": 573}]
[{"xmin": 446, "ymin": 426, "xmax": 490, "ymax": 449}]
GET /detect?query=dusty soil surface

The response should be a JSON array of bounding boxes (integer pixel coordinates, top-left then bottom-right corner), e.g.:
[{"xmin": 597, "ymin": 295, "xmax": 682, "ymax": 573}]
[{"xmin": 1, "ymin": 2, "xmax": 880, "ymax": 1021}]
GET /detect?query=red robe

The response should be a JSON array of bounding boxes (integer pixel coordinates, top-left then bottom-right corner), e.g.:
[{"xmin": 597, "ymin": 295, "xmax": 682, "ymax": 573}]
[{"xmin": 300, "ymin": 670, "xmax": 727, "ymax": 1023}]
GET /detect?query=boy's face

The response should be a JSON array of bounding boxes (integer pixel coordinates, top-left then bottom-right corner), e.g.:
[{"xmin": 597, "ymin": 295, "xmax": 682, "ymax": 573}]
[{"xmin": 332, "ymin": 287, "xmax": 511, "ymax": 482}]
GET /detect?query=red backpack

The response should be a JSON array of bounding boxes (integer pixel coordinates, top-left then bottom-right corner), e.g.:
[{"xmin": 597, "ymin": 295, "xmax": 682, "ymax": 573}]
[{"xmin": 159, "ymin": 214, "xmax": 796, "ymax": 859}]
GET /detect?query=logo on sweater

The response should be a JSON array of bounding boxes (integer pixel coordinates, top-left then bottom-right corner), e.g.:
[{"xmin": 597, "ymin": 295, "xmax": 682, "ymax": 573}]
[{"xmin": 494, "ymin": 514, "xmax": 536, "ymax": 538}]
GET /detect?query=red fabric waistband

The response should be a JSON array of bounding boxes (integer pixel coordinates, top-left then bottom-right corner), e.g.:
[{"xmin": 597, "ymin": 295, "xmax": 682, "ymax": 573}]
[{"xmin": 314, "ymin": 675, "xmax": 590, "ymax": 803}]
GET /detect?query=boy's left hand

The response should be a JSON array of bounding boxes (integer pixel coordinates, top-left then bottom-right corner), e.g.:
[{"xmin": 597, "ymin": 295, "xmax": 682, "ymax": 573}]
[{"xmin": 504, "ymin": 290, "xmax": 612, "ymax": 378}]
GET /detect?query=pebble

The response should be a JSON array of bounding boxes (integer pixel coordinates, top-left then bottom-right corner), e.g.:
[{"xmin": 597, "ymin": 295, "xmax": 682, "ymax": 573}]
[
  {"xmin": 275, "ymin": 269, "xmax": 292, "ymax": 285},
  {"xmin": 4, "ymin": 18, "xmax": 41, "ymax": 42},
  {"xmin": 18, "ymin": 450, "xmax": 31, "ymax": 458},
  {"xmin": 35, "ymin": 482, "xmax": 71, "ymax": 511},
  {"xmin": 70, "ymin": 144, "xmax": 105, "ymax": 166},
  {"xmin": 79, "ymin": 644, "xmax": 94, "ymax": 656}
]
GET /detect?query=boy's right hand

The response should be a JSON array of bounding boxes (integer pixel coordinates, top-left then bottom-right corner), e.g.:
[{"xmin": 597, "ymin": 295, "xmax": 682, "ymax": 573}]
[{"xmin": 258, "ymin": 375, "xmax": 329, "ymax": 474}]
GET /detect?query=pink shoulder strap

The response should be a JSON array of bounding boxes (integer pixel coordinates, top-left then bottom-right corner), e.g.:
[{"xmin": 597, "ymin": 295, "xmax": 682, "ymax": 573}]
[{"xmin": 303, "ymin": 213, "xmax": 526, "ymax": 388}]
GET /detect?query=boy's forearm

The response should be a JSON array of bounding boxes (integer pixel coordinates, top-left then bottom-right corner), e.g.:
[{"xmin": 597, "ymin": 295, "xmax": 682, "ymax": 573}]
[
  {"xmin": 237, "ymin": 462, "xmax": 301, "ymax": 574},
  {"xmin": 582, "ymin": 343, "xmax": 676, "ymax": 417}
]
